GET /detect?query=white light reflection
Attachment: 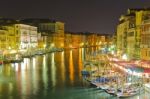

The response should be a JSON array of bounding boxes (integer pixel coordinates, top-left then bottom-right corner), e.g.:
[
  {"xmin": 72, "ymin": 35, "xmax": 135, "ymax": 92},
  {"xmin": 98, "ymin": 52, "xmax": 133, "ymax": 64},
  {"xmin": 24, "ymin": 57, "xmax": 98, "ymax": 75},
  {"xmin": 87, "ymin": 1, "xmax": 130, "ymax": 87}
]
[
  {"xmin": 42, "ymin": 55, "xmax": 48, "ymax": 90},
  {"xmin": 32, "ymin": 57, "xmax": 38, "ymax": 94},
  {"xmin": 43, "ymin": 55, "xmax": 46, "ymax": 68},
  {"xmin": 60, "ymin": 51, "xmax": 65, "ymax": 83},
  {"xmin": 79, "ymin": 48, "xmax": 83, "ymax": 80},
  {"xmin": 12, "ymin": 63, "xmax": 19, "ymax": 72},
  {"xmin": 51, "ymin": 53, "xmax": 56, "ymax": 87},
  {"xmin": 81, "ymin": 48, "xmax": 85, "ymax": 61},
  {"xmin": 33, "ymin": 57, "xmax": 36, "ymax": 69},
  {"xmin": 21, "ymin": 58, "xmax": 30, "ymax": 71},
  {"xmin": 21, "ymin": 59, "xmax": 27, "ymax": 95}
]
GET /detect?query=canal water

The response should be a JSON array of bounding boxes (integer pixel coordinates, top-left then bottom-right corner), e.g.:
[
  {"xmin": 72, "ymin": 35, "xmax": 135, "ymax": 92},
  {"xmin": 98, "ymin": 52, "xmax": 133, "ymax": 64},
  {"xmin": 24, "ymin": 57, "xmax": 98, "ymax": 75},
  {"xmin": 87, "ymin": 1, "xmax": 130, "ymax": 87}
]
[{"xmin": 0, "ymin": 48, "xmax": 149, "ymax": 99}]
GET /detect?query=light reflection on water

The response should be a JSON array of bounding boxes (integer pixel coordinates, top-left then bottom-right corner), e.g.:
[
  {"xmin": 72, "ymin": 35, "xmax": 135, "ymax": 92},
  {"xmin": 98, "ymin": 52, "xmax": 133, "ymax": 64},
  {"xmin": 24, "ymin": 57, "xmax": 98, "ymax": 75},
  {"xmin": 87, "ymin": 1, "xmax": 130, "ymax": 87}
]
[
  {"xmin": 42, "ymin": 55, "xmax": 48, "ymax": 91},
  {"xmin": 69, "ymin": 50, "xmax": 74, "ymax": 85},
  {"xmin": 0, "ymin": 48, "xmax": 149, "ymax": 99},
  {"xmin": 78, "ymin": 48, "xmax": 83, "ymax": 80},
  {"xmin": 61, "ymin": 52, "xmax": 65, "ymax": 83},
  {"xmin": 51, "ymin": 53, "xmax": 56, "ymax": 87}
]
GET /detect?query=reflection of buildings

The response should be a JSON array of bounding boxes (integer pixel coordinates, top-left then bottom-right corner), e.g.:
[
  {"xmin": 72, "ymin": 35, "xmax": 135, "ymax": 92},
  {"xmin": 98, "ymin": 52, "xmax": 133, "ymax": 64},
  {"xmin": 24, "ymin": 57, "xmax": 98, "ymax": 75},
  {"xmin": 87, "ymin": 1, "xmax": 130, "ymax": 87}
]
[
  {"xmin": 51, "ymin": 53, "xmax": 56, "ymax": 87},
  {"xmin": 11, "ymin": 58, "xmax": 40, "ymax": 96},
  {"xmin": 60, "ymin": 52, "xmax": 65, "ymax": 83},
  {"xmin": 0, "ymin": 65, "xmax": 15, "ymax": 96},
  {"xmin": 69, "ymin": 50, "xmax": 74, "ymax": 84},
  {"xmin": 78, "ymin": 48, "xmax": 83, "ymax": 80},
  {"xmin": 42, "ymin": 55, "xmax": 48, "ymax": 90}
]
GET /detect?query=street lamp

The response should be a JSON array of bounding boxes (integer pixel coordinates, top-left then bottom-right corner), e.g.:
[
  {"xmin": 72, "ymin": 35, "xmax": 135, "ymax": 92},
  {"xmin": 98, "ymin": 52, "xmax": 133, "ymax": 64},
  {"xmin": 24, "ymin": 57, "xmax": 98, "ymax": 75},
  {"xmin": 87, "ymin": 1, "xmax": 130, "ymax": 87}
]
[
  {"xmin": 122, "ymin": 54, "xmax": 128, "ymax": 60},
  {"xmin": 8, "ymin": 46, "xmax": 11, "ymax": 50},
  {"xmin": 43, "ymin": 44, "xmax": 46, "ymax": 49}
]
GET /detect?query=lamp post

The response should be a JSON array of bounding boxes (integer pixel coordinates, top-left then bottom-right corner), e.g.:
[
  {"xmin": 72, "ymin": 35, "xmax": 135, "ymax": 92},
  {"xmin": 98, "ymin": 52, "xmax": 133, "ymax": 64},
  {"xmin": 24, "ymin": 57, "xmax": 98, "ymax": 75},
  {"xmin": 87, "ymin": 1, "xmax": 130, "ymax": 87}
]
[{"xmin": 122, "ymin": 54, "xmax": 128, "ymax": 61}]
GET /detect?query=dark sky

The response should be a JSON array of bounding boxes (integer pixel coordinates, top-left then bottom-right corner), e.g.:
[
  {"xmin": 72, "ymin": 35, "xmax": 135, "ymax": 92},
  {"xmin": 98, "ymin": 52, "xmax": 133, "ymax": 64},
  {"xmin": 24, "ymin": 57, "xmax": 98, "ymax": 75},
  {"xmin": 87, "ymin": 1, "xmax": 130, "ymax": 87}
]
[{"xmin": 0, "ymin": 0, "xmax": 150, "ymax": 34}]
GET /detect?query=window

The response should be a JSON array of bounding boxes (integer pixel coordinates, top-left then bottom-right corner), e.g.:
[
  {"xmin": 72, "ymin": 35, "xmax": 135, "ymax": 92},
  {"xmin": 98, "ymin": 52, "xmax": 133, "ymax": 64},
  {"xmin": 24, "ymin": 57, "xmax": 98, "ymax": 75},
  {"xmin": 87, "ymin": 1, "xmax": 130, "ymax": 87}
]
[
  {"xmin": 128, "ymin": 32, "xmax": 134, "ymax": 36},
  {"xmin": 16, "ymin": 30, "xmax": 18, "ymax": 35}
]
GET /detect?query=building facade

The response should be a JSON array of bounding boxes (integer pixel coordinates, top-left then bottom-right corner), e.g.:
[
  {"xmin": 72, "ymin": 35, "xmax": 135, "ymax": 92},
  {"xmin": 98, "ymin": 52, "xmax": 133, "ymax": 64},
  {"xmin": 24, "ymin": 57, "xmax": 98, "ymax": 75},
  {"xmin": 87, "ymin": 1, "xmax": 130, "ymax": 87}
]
[
  {"xmin": 21, "ymin": 19, "xmax": 65, "ymax": 49},
  {"xmin": 0, "ymin": 29, "xmax": 8, "ymax": 50},
  {"xmin": 14, "ymin": 24, "xmax": 38, "ymax": 50},
  {"xmin": 141, "ymin": 19, "xmax": 150, "ymax": 60},
  {"xmin": 117, "ymin": 15, "xmax": 129, "ymax": 58},
  {"xmin": 117, "ymin": 8, "xmax": 150, "ymax": 60}
]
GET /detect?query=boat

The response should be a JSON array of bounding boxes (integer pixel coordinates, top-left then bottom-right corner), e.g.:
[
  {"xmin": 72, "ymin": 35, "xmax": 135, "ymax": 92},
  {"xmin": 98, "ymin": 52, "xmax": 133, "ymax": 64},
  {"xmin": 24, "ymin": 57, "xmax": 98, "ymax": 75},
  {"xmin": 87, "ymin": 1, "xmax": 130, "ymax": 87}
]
[
  {"xmin": 22, "ymin": 51, "xmax": 35, "ymax": 58},
  {"xmin": 10, "ymin": 58, "xmax": 23, "ymax": 63},
  {"xmin": 81, "ymin": 61, "xmax": 98, "ymax": 81},
  {"xmin": 116, "ymin": 88, "xmax": 142, "ymax": 98},
  {"xmin": 99, "ymin": 83, "xmax": 110, "ymax": 90},
  {"xmin": 91, "ymin": 77, "xmax": 109, "ymax": 84},
  {"xmin": 48, "ymin": 48, "xmax": 64, "ymax": 53},
  {"xmin": 81, "ymin": 70, "xmax": 90, "ymax": 75},
  {"xmin": 35, "ymin": 50, "xmax": 46, "ymax": 55},
  {"xmin": 3, "ymin": 53, "xmax": 23, "ymax": 64},
  {"xmin": 116, "ymin": 83, "xmax": 144, "ymax": 98},
  {"xmin": 91, "ymin": 77, "xmax": 114, "ymax": 90},
  {"xmin": 144, "ymin": 83, "xmax": 150, "ymax": 92},
  {"xmin": 104, "ymin": 82, "xmax": 121, "ymax": 96},
  {"xmin": 56, "ymin": 48, "xmax": 64, "ymax": 52},
  {"xmin": 105, "ymin": 87, "xmax": 117, "ymax": 96}
]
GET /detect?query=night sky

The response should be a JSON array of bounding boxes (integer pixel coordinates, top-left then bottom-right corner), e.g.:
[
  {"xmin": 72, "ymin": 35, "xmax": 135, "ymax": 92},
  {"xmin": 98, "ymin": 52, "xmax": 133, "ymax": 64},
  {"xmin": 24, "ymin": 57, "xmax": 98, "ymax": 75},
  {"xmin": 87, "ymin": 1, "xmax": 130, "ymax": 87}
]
[{"xmin": 0, "ymin": 0, "xmax": 150, "ymax": 34}]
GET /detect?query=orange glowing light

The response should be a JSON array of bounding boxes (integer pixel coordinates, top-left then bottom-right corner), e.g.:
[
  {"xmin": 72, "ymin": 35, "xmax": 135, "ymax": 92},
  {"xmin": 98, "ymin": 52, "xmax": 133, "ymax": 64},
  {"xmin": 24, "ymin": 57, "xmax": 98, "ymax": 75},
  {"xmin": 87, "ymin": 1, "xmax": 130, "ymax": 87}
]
[{"xmin": 69, "ymin": 50, "xmax": 74, "ymax": 84}]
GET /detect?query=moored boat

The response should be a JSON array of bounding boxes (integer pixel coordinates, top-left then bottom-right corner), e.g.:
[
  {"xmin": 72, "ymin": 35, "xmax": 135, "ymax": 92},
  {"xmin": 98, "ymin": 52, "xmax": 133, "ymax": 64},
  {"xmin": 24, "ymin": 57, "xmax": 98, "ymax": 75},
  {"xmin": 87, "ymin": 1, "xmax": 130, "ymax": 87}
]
[
  {"xmin": 144, "ymin": 83, "xmax": 150, "ymax": 92},
  {"xmin": 116, "ymin": 83, "xmax": 144, "ymax": 98},
  {"xmin": 3, "ymin": 53, "xmax": 23, "ymax": 64},
  {"xmin": 105, "ymin": 87, "xmax": 117, "ymax": 96}
]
